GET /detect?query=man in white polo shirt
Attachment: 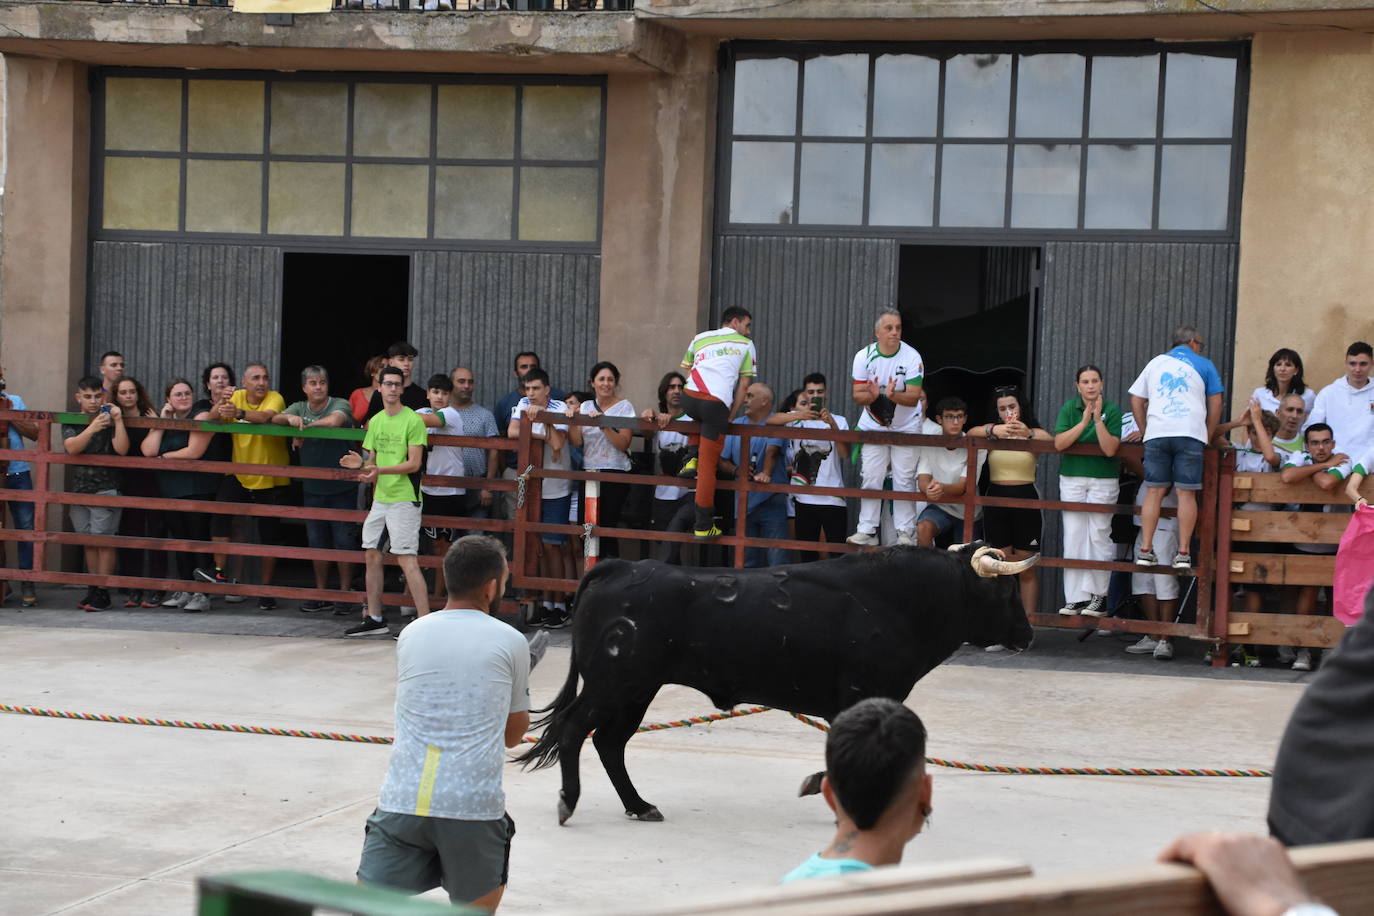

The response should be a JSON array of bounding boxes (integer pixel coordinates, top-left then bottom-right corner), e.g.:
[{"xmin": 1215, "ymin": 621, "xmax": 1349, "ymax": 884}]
[
  {"xmin": 357, "ymin": 535, "xmax": 529, "ymax": 911},
  {"xmin": 848, "ymin": 308, "xmax": 925, "ymax": 547}
]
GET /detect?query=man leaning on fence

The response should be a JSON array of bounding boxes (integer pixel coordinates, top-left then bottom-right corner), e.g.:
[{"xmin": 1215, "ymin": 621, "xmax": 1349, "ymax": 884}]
[
  {"xmin": 1, "ymin": 365, "xmax": 41, "ymax": 607},
  {"xmin": 64, "ymin": 376, "xmax": 129, "ymax": 612}
]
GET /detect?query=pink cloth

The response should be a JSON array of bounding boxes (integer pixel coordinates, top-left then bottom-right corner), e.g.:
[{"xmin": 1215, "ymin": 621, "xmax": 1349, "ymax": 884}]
[{"xmin": 1334, "ymin": 504, "xmax": 1374, "ymax": 626}]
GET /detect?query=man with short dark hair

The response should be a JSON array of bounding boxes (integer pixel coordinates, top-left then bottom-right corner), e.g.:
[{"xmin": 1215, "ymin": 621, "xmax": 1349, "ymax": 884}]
[
  {"xmin": 449, "ymin": 367, "xmax": 501, "ymax": 527},
  {"xmin": 915, "ymin": 397, "xmax": 985, "ymax": 548},
  {"xmin": 781, "ymin": 697, "xmax": 931, "ymax": 883},
  {"xmin": 356, "ymin": 535, "xmax": 529, "ymax": 911},
  {"xmin": 772, "ymin": 372, "xmax": 851, "ymax": 562},
  {"xmin": 0, "ymin": 365, "xmax": 41, "ymax": 606},
  {"xmin": 493, "ymin": 352, "xmax": 566, "ymax": 526},
  {"xmin": 97, "ymin": 351, "xmax": 125, "ymax": 403},
  {"xmin": 420, "ymin": 373, "xmax": 466, "ymax": 605},
  {"xmin": 1308, "ymin": 340, "xmax": 1374, "ymax": 460},
  {"xmin": 273, "ymin": 365, "xmax": 357, "ymax": 614},
  {"xmin": 365, "ymin": 341, "xmax": 429, "ymax": 420},
  {"xmin": 678, "ymin": 306, "xmax": 758, "ymax": 540}
]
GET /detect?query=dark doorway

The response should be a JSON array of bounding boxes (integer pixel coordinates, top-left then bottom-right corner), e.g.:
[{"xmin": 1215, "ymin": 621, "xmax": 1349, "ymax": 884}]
[
  {"xmin": 279, "ymin": 253, "xmax": 410, "ymax": 399},
  {"xmin": 897, "ymin": 245, "xmax": 1040, "ymax": 427}
]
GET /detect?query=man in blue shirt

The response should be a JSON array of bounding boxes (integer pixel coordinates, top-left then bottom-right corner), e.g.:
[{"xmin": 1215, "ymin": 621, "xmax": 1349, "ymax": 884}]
[
  {"xmin": 721, "ymin": 382, "xmax": 789, "ymax": 567},
  {"xmin": 781, "ymin": 698, "xmax": 932, "ymax": 884},
  {"xmin": 1128, "ymin": 325, "xmax": 1225, "ymax": 571},
  {"xmin": 1, "ymin": 371, "xmax": 40, "ymax": 606}
]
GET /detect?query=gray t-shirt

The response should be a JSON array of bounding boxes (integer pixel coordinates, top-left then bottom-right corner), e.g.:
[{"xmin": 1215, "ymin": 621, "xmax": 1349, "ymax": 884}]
[{"xmin": 379, "ymin": 608, "xmax": 530, "ymax": 821}]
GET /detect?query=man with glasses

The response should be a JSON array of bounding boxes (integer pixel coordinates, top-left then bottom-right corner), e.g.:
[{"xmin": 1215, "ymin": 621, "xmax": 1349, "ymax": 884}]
[
  {"xmin": 1129, "ymin": 325, "xmax": 1225, "ymax": 571},
  {"xmin": 915, "ymin": 397, "xmax": 984, "ymax": 548}
]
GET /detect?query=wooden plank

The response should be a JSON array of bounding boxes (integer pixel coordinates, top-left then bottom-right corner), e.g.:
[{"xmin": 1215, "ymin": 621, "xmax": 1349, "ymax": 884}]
[
  {"xmin": 1227, "ymin": 612, "xmax": 1347, "ymax": 648},
  {"xmin": 1232, "ymin": 471, "xmax": 1372, "ymax": 505},
  {"xmin": 1227, "ymin": 554, "xmax": 1335, "ymax": 586},
  {"xmin": 649, "ymin": 840, "xmax": 1374, "ymax": 916},
  {"xmin": 1284, "ymin": 553, "xmax": 1342, "ymax": 585},
  {"xmin": 1231, "ymin": 510, "xmax": 1349, "ymax": 543}
]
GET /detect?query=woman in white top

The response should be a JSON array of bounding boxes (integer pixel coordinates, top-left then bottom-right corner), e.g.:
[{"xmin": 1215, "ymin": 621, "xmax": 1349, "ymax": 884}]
[
  {"xmin": 568, "ymin": 361, "xmax": 636, "ymax": 558},
  {"xmin": 1251, "ymin": 348, "xmax": 1315, "ymax": 416}
]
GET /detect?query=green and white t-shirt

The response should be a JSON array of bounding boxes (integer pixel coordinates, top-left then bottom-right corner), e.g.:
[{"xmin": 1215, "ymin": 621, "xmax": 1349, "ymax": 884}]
[
  {"xmin": 363, "ymin": 407, "xmax": 429, "ymax": 504},
  {"xmin": 852, "ymin": 341, "xmax": 925, "ymax": 433},
  {"xmin": 681, "ymin": 327, "xmax": 757, "ymax": 403}
]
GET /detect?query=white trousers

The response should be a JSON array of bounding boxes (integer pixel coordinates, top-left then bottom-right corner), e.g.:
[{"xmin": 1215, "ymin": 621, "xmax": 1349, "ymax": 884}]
[
  {"xmin": 1060, "ymin": 475, "xmax": 1120, "ymax": 602},
  {"xmin": 858, "ymin": 443, "xmax": 920, "ymax": 535}
]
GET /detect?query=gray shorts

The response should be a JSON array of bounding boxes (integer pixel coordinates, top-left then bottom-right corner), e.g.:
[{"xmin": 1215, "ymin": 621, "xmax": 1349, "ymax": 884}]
[
  {"xmin": 361, "ymin": 501, "xmax": 422, "ymax": 555},
  {"xmin": 357, "ymin": 808, "xmax": 514, "ymax": 905},
  {"xmin": 70, "ymin": 489, "xmax": 121, "ymax": 535}
]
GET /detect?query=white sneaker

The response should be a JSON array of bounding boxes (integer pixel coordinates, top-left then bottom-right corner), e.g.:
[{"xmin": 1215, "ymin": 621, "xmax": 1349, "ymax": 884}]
[
  {"xmin": 1125, "ymin": 636, "xmax": 1159, "ymax": 654},
  {"xmin": 1079, "ymin": 594, "xmax": 1108, "ymax": 618},
  {"xmin": 895, "ymin": 530, "xmax": 917, "ymax": 547},
  {"xmin": 1292, "ymin": 648, "xmax": 1312, "ymax": 671},
  {"xmin": 1277, "ymin": 645, "xmax": 1296, "ymax": 665},
  {"xmin": 846, "ymin": 531, "xmax": 880, "ymax": 546},
  {"xmin": 162, "ymin": 591, "xmax": 189, "ymax": 608},
  {"xmin": 224, "ymin": 593, "xmax": 246, "ymax": 604},
  {"xmin": 1092, "ymin": 627, "xmax": 1117, "ymax": 638},
  {"xmin": 984, "ymin": 644, "xmax": 1007, "ymax": 653},
  {"xmin": 1153, "ymin": 639, "xmax": 1174, "ymax": 661},
  {"xmin": 183, "ymin": 593, "xmax": 211, "ymax": 613}
]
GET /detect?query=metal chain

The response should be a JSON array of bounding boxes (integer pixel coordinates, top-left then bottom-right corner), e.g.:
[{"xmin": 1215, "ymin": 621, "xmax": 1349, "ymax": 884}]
[{"xmin": 514, "ymin": 464, "xmax": 534, "ymax": 509}]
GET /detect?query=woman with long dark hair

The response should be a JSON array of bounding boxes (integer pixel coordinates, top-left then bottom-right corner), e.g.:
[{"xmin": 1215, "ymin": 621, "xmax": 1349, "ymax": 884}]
[
  {"xmin": 568, "ymin": 361, "xmax": 636, "ymax": 558},
  {"xmin": 1251, "ymin": 348, "xmax": 1314, "ymax": 416},
  {"xmin": 112, "ymin": 377, "xmax": 160, "ymax": 608},
  {"xmin": 969, "ymin": 384, "xmax": 1050, "ymax": 621}
]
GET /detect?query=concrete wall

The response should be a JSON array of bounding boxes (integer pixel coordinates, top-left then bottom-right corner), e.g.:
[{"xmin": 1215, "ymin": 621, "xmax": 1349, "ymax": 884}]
[
  {"xmin": 596, "ymin": 37, "xmax": 717, "ymax": 412},
  {"xmin": 0, "ymin": 55, "xmax": 88, "ymax": 419},
  {"xmin": 1235, "ymin": 32, "xmax": 1374, "ymax": 407}
]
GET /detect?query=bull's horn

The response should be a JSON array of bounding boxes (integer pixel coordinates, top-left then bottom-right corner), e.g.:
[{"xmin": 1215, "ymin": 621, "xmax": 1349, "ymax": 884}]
[
  {"xmin": 969, "ymin": 546, "xmax": 1004, "ymax": 578},
  {"xmin": 977, "ymin": 551, "xmax": 1041, "ymax": 577}
]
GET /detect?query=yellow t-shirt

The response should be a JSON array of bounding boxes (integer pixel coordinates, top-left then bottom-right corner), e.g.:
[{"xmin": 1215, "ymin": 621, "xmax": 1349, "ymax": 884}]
[{"xmin": 229, "ymin": 388, "xmax": 289, "ymax": 489}]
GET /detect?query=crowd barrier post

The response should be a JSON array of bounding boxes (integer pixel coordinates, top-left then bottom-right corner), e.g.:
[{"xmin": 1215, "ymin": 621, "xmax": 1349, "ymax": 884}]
[
  {"xmin": 962, "ymin": 446, "xmax": 978, "ymax": 544},
  {"xmin": 583, "ymin": 478, "xmax": 600, "ymax": 569},
  {"xmin": 1210, "ymin": 450, "xmax": 1237, "ymax": 666},
  {"xmin": 31, "ymin": 415, "xmax": 53, "ymax": 576},
  {"xmin": 734, "ymin": 427, "xmax": 752, "ymax": 570}
]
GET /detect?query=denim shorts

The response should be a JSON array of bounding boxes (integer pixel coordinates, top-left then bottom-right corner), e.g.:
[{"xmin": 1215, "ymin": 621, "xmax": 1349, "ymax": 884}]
[
  {"xmin": 540, "ymin": 494, "xmax": 572, "ymax": 545},
  {"xmin": 918, "ymin": 504, "xmax": 959, "ymax": 537},
  {"xmin": 1144, "ymin": 436, "xmax": 1205, "ymax": 490}
]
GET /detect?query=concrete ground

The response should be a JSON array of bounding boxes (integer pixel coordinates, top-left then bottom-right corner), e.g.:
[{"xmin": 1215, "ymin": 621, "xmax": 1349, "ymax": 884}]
[{"xmin": 1, "ymin": 586, "xmax": 1308, "ymax": 915}]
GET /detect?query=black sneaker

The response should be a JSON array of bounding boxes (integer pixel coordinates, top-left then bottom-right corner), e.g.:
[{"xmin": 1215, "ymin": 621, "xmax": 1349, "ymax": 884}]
[
  {"xmin": 333, "ymin": 602, "xmax": 359, "ymax": 617},
  {"xmin": 21, "ymin": 582, "xmax": 36, "ymax": 608},
  {"xmin": 300, "ymin": 600, "xmax": 334, "ymax": 613},
  {"xmin": 83, "ymin": 587, "xmax": 112, "ymax": 612},
  {"xmin": 258, "ymin": 596, "xmax": 278, "ymax": 611},
  {"xmin": 345, "ymin": 617, "xmax": 390, "ymax": 637},
  {"xmin": 123, "ymin": 590, "xmax": 143, "ymax": 609},
  {"xmin": 77, "ymin": 587, "xmax": 95, "ymax": 610},
  {"xmin": 541, "ymin": 608, "xmax": 572, "ymax": 629},
  {"xmin": 141, "ymin": 591, "xmax": 165, "ymax": 608},
  {"xmin": 194, "ymin": 567, "xmax": 237, "ymax": 587}
]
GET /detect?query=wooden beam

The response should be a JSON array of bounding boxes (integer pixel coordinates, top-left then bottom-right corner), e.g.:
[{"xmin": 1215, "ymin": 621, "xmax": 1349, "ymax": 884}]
[
  {"xmin": 1231, "ymin": 472, "xmax": 1371, "ymax": 505},
  {"xmin": 1226, "ymin": 612, "xmax": 1347, "ymax": 647},
  {"xmin": 1231, "ymin": 510, "xmax": 1349, "ymax": 543},
  {"xmin": 1228, "ymin": 553, "xmax": 1336, "ymax": 585}
]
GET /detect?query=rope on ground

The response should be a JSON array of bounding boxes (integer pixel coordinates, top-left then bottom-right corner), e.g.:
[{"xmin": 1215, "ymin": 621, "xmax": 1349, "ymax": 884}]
[{"xmin": 1, "ymin": 702, "xmax": 1273, "ymax": 777}]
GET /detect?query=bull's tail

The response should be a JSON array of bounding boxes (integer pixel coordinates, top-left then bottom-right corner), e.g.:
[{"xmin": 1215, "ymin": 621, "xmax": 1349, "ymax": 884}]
[{"xmin": 515, "ymin": 575, "xmax": 594, "ymax": 771}]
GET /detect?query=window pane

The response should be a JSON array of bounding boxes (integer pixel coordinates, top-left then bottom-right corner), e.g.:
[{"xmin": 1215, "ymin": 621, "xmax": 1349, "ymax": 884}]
[
  {"xmin": 873, "ymin": 55, "xmax": 939, "ymax": 137},
  {"xmin": 105, "ymin": 78, "xmax": 181, "ymax": 152},
  {"xmin": 733, "ymin": 58, "xmax": 798, "ymax": 136},
  {"xmin": 435, "ymin": 166, "xmax": 513, "ymax": 240},
  {"xmin": 1159, "ymin": 145, "xmax": 1230, "ymax": 230},
  {"xmin": 186, "ymin": 160, "xmax": 262, "ymax": 234},
  {"xmin": 868, "ymin": 144, "xmax": 935, "ymax": 227},
  {"xmin": 267, "ymin": 162, "xmax": 345, "ymax": 236},
  {"xmin": 1089, "ymin": 56, "xmax": 1159, "ymax": 138},
  {"xmin": 103, "ymin": 157, "xmax": 180, "ymax": 231},
  {"xmin": 939, "ymin": 144, "xmax": 1008, "ymax": 227},
  {"xmin": 1011, "ymin": 144, "xmax": 1080, "ymax": 229},
  {"xmin": 801, "ymin": 54, "xmax": 868, "ymax": 137},
  {"xmin": 437, "ymin": 85, "xmax": 516, "ymax": 159},
  {"xmin": 521, "ymin": 85, "xmax": 601, "ymax": 161},
  {"xmin": 1084, "ymin": 145, "xmax": 1155, "ymax": 229},
  {"xmin": 518, "ymin": 167, "xmax": 599, "ymax": 242},
  {"xmin": 188, "ymin": 80, "xmax": 264, "ymax": 155},
  {"xmin": 728, "ymin": 141, "xmax": 794, "ymax": 224},
  {"xmin": 1015, "ymin": 54, "xmax": 1085, "ymax": 138},
  {"xmin": 351, "ymin": 164, "xmax": 429, "ymax": 238},
  {"xmin": 1164, "ymin": 54, "xmax": 1236, "ymax": 138},
  {"xmin": 353, "ymin": 84, "xmax": 431, "ymax": 159},
  {"xmin": 944, "ymin": 54, "xmax": 1012, "ymax": 138},
  {"xmin": 798, "ymin": 143, "xmax": 864, "ymax": 225},
  {"xmin": 270, "ymin": 82, "xmax": 347, "ymax": 156}
]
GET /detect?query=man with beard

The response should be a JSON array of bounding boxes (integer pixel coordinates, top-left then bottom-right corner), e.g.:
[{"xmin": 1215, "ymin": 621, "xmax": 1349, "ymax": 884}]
[{"xmin": 356, "ymin": 535, "xmax": 530, "ymax": 912}]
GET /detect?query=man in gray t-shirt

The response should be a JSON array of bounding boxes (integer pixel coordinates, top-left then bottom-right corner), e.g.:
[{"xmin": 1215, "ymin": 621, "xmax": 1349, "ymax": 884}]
[{"xmin": 357, "ymin": 536, "xmax": 529, "ymax": 910}]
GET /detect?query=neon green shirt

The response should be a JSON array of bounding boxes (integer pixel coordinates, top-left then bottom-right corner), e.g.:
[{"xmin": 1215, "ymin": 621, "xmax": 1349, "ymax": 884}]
[{"xmin": 363, "ymin": 407, "xmax": 428, "ymax": 504}]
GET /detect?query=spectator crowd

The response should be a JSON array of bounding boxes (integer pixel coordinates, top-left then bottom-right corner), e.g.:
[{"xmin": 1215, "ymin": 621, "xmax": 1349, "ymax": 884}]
[{"xmin": 9, "ymin": 317, "xmax": 1369, "ymax": 663}]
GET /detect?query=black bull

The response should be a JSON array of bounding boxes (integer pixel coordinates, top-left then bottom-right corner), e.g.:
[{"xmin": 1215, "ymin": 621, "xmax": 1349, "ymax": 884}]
[{"xmin": 517, "ymin": 543, "xmax": 1036, "ymax": 824}]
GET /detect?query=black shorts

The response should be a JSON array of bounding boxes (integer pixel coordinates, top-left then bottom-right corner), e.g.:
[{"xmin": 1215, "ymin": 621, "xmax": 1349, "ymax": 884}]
[
  {"xmin": 982, "ymin": 482, "xmax": 1042, "ymax": 553},
  {"xmin": 681, "ymin": 392, "xmax": 730, "ymax": 441},
  {"xmin": 422, "ymin": 493, "xmax": 467, "ymax": 543},
  {"xmin": 210, "ymin": 476, "xmax": 284, "ymax": 542}
]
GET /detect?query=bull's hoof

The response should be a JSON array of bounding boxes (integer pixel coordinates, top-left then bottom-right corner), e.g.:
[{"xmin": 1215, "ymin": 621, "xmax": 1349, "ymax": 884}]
[
  {"xmin": 798, "ymin": 771, "xmax": 825, "ymax": 797},
  {"xmin": 558, "ymin": 792, "xmax": 575, "ymax": 826},
  {"xmin": 627, "ymin": 805, "xmax": 664, "ymax": 822}
]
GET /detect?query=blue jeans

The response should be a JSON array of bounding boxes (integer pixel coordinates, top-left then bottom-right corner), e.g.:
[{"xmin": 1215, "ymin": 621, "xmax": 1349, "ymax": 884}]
[
  {"xmin": 7, "ymin": 471, "xmax": 34, "ymax": 570},
  {"xmin": 745, "ymin": 516, "xmax": 790, "ymax": 568},
  {"xmin": 304, "ymin": 490, "xmax": 358, "ymax": 550}
]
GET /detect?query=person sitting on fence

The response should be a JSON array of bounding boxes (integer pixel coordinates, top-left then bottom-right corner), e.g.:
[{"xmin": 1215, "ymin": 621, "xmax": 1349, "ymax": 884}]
[
  {"xmin": 1279, "ymin": 422, "xmax": 1350, "ymax": 672},
  {"xmin": 198, "ymin": 363, "xmax": 289, "ymax": 610},
  {"xmin": 719, "ymin": 382, "xmax": 790, "ymax": 568},
  {"xmin": 847, "ymin": 309, "xmax": 925, "ymax": 548},
  {"xmin": 508, "ymin": 367, "xmax": 573, "ymax": 629},
  {"xmin": 273, "ymin": 365, "xmax": 358, "ymax": 615},
  {"xmin": 781, "ymin": 697, "xmax": 932, "ymax": 883},
  {"xmin": 1130, "ymin": 325, "xmax": 1225, "ymax": 572},
  {"xmin": 777, "ymin": 373, "xmax": 851, "ymax": 563},
  {"xmin": 915, "ymin": 397, "xmax": 984, "ymax": 549},
  {"xmin": 141, "ymin": 378, "xmax": 215, "ymax": 614},
  {"xmin": 968, "ymin": 385, "xmax": 1048, "ymax": 621},
  {"xmin": 418, "ymin": 373, "xmax": 466, "ymax": 607},
  {"xmin": 63, "ymin": 376, "xmax": 129, "ymax": 613}
]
